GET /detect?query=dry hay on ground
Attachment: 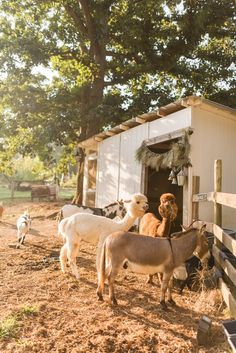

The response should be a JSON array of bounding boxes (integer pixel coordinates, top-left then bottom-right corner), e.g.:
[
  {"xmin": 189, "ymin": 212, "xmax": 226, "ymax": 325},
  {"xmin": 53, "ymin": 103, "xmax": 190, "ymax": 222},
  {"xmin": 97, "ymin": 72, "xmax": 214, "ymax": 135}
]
[{"xmin": 0, "ymin": 202, "xmax": 231, "ymax": 353}]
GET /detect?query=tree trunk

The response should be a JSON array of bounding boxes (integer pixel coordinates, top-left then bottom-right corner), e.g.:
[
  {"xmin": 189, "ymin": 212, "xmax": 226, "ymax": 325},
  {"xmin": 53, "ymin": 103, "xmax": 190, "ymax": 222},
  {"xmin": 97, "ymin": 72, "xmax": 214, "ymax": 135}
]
[{"xmin": 72, "ymin": 158, "xmax": 85, "ymax": 205}]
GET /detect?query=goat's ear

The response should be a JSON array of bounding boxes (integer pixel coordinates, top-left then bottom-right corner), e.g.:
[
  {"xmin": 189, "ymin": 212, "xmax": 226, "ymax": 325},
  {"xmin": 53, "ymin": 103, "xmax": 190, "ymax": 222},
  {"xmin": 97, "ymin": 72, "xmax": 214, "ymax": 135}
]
[
  {"xmin": 123, "ymin": 199, "xmax": 131, "ymax": 204},
  {"xmin": 117, "ymin": 199, "xmax": 124, "ymax": 205}
]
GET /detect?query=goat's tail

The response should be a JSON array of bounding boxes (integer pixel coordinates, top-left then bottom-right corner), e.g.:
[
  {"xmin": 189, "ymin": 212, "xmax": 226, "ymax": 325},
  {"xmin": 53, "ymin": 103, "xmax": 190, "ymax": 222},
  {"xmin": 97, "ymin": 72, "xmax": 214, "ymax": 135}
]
[{"xmin": 57, "ymin": 218, "xmax": 67, "ymax": 240}]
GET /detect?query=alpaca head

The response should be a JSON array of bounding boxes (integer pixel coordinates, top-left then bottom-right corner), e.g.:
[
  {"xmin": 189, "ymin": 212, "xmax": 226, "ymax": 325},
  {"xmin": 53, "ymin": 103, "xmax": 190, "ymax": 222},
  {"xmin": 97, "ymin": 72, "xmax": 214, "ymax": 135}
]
[
  {"xmin": 123, "ymin": 193, "xmax": 148, "ymax": 218},
  {"xmin": 158, "ymin": 193, "xmax": 178, "ymax": 221}
]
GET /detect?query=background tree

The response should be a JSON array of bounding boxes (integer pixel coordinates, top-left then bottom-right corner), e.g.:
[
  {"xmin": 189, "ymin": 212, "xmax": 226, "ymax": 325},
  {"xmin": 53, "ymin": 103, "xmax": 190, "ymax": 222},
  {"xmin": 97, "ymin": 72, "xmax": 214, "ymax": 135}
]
[{"xmin": 0, "ymin": 0, "xmax": 235, "ymax": 202}]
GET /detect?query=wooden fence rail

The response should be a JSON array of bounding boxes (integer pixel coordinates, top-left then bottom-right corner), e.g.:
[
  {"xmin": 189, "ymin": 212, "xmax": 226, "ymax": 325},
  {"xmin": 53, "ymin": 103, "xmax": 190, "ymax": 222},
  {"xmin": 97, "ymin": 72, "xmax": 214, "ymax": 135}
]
[{"xmin": 192, "ymin": 160, "xmax": 236, "ymax": 318}]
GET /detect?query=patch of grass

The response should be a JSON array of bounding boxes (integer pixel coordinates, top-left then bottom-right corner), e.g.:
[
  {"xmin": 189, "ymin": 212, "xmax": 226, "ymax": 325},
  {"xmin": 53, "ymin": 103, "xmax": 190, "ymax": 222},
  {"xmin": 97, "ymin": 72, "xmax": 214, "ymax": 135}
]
[
  {"xmin": 21, "ymin": 304, "xmax": 39, "ymax": 316},
  {"xmin": 0, "ymin": 304, "xmax": 39, "ymax": 340},
  {"xmin": 0, "ymin": 314, "xmax": 19, "ymax": 339}
]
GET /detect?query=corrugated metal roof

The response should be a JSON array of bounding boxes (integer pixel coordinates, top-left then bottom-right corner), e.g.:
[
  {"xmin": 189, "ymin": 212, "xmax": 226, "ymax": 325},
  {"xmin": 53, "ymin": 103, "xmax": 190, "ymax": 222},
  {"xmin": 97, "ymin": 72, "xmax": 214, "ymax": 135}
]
[{"xmin": 78, "ymin": 96, "xmax": 236, "ymax": 150}]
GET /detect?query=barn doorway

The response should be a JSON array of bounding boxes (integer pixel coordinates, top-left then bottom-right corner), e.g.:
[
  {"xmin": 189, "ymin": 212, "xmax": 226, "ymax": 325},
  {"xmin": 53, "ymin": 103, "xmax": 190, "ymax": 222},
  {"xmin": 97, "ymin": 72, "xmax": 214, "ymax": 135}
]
[{"xmin": 145, "ymin": 139, "xmax": 184, "ymax": 233}]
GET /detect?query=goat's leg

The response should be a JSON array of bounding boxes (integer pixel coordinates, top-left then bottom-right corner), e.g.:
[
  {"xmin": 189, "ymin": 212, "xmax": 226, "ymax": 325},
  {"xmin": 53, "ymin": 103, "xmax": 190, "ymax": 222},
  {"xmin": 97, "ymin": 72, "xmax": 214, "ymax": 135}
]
[
  {"xmin": 160, "ymin": 272, "xmax": 172, "ymax": 310},
  {"xmin": 67, "ymin": 242, "xmax": 80, "ymax": 279},
  {"xmin": 21, "ymin": 234, "xmax": 26, "ymax": 245},
  {"xmin": 60, "ymin": 244, "xmax": 68, "ymax": 274}
]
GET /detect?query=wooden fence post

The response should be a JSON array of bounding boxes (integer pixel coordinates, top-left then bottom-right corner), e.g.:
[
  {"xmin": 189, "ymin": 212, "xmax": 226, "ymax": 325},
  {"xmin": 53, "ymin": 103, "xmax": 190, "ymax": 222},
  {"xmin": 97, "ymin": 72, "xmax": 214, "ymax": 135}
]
[
  {"xmin": 214, "ymin": 159, "xmax": 222, "ymax": 227},
  {"xmin": 192, "ymin": 176, "xmax": 200, "ymax": 220}
]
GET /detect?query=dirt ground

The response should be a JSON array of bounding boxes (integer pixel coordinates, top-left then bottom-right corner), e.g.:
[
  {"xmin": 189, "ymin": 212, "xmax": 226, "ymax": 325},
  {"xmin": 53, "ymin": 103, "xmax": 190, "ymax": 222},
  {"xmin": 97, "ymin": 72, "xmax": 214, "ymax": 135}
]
[{"xmin": 0, "ymin": 201, "xmax": 231, "ymax": 353}]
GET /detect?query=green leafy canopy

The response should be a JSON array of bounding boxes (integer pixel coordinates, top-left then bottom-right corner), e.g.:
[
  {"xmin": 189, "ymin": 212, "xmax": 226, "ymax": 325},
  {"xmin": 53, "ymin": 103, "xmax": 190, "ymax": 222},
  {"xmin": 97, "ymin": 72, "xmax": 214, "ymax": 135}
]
[{"xmin": 0, "ymin": 0, "xmax": 235, "ymax": 174}]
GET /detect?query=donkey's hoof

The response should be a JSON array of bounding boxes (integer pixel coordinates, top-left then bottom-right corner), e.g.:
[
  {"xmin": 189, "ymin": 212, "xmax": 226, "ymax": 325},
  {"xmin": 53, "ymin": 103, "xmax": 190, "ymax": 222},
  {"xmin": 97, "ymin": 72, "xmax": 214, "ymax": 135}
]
[
  {"xmin": 109, "ymin": 297, "xmax": 118, "ymax": 306},
  {"xmin": 97, "ymin": 293, "xmax": 104, "ymax": 302},
  {"xmin": 167, "ymin": 298, "xmax": 176, "ymax": 306},
  {"xmin": 160, "ymin": 300, "xmax": 168, "ymax": 310}
]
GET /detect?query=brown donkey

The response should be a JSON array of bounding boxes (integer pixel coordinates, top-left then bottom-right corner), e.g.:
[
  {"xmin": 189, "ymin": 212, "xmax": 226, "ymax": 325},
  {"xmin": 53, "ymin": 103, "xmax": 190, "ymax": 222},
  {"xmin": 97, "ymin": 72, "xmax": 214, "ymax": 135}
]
[{"xmin": 96, "ymin": 225, "xmax": 209, "ymax": 310}]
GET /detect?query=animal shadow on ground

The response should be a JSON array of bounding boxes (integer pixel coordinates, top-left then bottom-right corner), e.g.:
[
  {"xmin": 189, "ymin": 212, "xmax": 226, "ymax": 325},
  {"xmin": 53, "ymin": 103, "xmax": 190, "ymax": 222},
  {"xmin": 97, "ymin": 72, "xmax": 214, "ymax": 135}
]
[{"xmin": 98, "ymin": 276, "xmax": 200, "ymax": 346}]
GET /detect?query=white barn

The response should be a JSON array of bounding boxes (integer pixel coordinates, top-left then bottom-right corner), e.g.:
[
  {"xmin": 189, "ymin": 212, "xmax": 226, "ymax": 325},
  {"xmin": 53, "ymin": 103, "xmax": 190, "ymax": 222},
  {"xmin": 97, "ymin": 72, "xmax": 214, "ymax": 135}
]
[{"xmin": 78, "ymin": 96, "xmax": 236, "ymax": 230}]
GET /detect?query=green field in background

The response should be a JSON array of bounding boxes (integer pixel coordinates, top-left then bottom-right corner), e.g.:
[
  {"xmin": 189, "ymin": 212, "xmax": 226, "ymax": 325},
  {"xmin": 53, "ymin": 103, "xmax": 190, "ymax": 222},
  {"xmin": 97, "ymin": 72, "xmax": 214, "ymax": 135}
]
[{"xmin": 0, "ymin": 186, "xmax": 74, "ymax": 203}]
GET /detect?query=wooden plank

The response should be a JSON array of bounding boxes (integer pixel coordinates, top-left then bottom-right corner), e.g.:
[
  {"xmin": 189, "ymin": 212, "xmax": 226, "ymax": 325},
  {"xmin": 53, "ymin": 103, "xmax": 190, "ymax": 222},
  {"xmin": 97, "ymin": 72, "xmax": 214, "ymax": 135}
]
[
  {"xmin": 213, "ymin": 224, "xmax": 236, "ymax": 256},
  {"xmin": 192, "ymin": 191, "xmax": 236, "ymax": 210},
  {"xmin": 214, "ymin": 159, "xmax": 222, "ymax": 227},
  {"xmin": 192, "ymin": 176, "xmax": 200, "ymax": 220},
  {"xmin": 135, "ymin": 117, "xmax": 146, "ymax": 124},
  {"xmin": 119, "ymin": 124, "xmax": 130, "ymax": 131},
  {"xmin": 215, "ymin": 192, "xmax": 236, "ymax": 209},
  {"xmin": 219, "ymin": 278, "xmax": 236, "ymax": 319},
  {"xmin": 187, "ymin": 166, "xmax": 193, "ymax": 226},
  {"xmin": 145, "ymin": 128, "xmax": 184, "ymax": 146},
  {"xmin": 212, "ymin": 244, "xmax": 236, "ymax": 284}
]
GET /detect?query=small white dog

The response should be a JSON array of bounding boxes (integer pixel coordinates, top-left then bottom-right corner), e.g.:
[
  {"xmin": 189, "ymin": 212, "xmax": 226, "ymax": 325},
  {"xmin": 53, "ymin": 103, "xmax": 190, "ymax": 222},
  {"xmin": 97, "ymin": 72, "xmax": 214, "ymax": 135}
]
[{"xmin": 16, "ymin": 210, "xmax": 31, "ymax": 248}]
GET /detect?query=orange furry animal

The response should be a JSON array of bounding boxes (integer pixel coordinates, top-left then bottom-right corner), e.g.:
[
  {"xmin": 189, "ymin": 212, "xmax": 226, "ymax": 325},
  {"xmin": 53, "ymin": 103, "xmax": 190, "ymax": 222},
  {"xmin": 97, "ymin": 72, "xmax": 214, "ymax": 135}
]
[
  {"xmin": 139, "ymin": 193, "xmax": 178, "ymax": 238},
  {"xmin": 139, "ymin": 193, "xmax": 178, "ymax": 284}
]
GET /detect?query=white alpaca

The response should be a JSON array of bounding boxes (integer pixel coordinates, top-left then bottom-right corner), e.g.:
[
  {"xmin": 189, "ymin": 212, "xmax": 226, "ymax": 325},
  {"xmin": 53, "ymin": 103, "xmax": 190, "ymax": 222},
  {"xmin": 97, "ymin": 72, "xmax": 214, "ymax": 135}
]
[
  {"xmin": 58, "ymin": 193, "xmax": 148, "ymax": 279},
  {"xmin": 16, "ymin": 210, "xmax": 31, "ymax": 249}
]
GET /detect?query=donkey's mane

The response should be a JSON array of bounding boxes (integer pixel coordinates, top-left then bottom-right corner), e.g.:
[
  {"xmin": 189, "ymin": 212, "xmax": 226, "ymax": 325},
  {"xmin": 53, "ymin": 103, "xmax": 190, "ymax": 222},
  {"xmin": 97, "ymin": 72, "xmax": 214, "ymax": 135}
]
[{"xmin": 171, "ymin": 227, "xmax": 198, "ymax": 239}]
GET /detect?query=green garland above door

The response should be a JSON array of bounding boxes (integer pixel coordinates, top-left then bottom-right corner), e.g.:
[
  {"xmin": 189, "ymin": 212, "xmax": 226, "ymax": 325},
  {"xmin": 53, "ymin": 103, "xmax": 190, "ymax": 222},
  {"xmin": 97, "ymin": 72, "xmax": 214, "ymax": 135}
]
[{"xmin": 135, "ymin": 128, "xmax": 193, "ymax": 171}]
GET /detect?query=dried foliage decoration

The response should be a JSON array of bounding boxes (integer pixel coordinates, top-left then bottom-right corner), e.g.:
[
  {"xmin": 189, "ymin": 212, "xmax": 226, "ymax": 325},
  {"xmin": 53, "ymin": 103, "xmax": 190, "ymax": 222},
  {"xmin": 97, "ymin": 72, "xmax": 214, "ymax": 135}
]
[{"xmin": 135, "ymin": 128, "xmax": 193, "ymax": 171}]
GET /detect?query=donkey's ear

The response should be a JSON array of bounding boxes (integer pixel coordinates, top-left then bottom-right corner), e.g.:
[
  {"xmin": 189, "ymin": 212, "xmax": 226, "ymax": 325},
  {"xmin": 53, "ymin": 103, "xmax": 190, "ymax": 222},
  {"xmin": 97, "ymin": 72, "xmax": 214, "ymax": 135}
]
[
  {"xmin": 200, "ymin": 224, "xmax": 207, "ymax": 233},
  {"xmin": 181, "ymin": 224, "xmax": 188, "ymax": 231}
]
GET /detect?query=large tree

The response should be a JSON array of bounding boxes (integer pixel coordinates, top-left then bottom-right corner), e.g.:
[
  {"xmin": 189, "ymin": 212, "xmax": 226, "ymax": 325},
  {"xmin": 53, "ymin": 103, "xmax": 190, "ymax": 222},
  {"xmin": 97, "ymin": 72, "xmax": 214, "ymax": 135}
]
[{"xmin": 0, "ymin": 0, "xmax": 235, "ymax": 202}]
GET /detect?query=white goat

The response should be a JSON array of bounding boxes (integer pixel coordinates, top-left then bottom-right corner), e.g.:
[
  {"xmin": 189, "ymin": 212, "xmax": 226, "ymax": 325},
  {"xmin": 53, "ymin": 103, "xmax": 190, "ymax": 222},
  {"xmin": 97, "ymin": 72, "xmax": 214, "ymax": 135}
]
[
  {"xmin": 58, "ymin": 193, "xmax": 148, "ymax": 279},
  {"xmin": 16, "ymin": 210, "xmax": 31, "ymax": 249}
]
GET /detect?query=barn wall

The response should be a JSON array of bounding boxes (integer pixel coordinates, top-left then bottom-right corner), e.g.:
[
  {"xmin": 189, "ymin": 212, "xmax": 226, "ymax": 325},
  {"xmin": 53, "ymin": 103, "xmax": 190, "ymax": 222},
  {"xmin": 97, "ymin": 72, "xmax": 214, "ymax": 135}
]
[
  {"xmin": 96, "ymin": 107, "xmax": 192, "ymax": 207},
  {"xmin": 96, "ymin": 134, "xmax": 121, "ymax": 207},
  {"xmin": 148, "ymin": 107, "xmax": 192, "ymax": 138},
  {"xmin": 191, "ymin": 104, "xmax": 236, "ymax": 228},
  {"xmin": 119, "ymin": 124, "xmax": 149, "ymax": 199}
]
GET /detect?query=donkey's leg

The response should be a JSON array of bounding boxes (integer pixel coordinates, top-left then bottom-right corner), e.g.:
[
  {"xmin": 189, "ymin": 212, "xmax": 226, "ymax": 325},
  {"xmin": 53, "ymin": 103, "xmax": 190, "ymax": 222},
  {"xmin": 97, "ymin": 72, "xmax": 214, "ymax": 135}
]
[
  {"xmin": 146, "ymin": 274, "xmax": 154, "ymax": 284},
  {"xmin": 107, "ymin": 267, "xmax": 119, "ymax": 305},
  {"xmin": 167, "ymin": 276, "xmax": 176, "ymax": 305},
  {"xmin": 160, "ymin": 272, "xmax": 172, "ymax": 310}
]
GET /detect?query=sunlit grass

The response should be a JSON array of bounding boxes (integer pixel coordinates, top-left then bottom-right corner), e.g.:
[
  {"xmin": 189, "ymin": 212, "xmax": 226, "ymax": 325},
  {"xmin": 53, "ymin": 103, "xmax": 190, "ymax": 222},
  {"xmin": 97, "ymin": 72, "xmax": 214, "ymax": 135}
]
[
  {"xmin": 0, "ymin": 303, "xmax": 39, "ymax": 340},
  {"xmin": 21, "ymin": 304, "xmax": 39, "ymax": 316},
  {"xmin": 0, "ymin": 314, "xmax": 19, "ymax": 339}
]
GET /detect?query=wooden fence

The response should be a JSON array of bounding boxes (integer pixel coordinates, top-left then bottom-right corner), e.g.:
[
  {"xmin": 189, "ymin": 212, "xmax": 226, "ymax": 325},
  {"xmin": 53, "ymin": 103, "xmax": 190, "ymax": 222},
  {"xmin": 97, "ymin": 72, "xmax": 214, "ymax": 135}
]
[{"xmin": 192, "ymin": 160, "xmax": 236, "ymax": 318}]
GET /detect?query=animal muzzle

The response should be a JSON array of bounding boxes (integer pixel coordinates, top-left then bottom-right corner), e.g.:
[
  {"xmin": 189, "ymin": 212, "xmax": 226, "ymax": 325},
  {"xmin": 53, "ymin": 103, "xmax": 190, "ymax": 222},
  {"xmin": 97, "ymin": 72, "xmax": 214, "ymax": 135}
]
[{"xmin": 143, "ymin": 203, "xmax": 149, "ymax": 211}]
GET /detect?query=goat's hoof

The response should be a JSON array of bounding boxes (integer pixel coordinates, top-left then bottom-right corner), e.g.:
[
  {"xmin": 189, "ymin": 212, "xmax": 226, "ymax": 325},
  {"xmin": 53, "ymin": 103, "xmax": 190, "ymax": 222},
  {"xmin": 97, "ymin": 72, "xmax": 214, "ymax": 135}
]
[
  {"xmin": 167, "ymin": 298, "xmax": 176, "ymax": 306},
  {"xmin": 160, "ymin": 300, "xmax": 168, "ymax": 310}
]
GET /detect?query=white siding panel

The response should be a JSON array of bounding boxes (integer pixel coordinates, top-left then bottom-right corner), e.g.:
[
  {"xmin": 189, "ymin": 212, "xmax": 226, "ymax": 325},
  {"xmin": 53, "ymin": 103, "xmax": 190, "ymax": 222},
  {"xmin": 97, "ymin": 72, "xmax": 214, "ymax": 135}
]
[
  {"xmin": 148, "ymin": 107, "xmax": 192, "ymax": 139},
  {"xmin": 191, "ymin": 105, "xmax": 236, "ymax": 228},
  {"xmin": 96, "ymin": 134, "xmax": 120, "ymax": 207},
  {"xmin": 119, "ymin": 124, "xmax": 149, "ymax": 199}
]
